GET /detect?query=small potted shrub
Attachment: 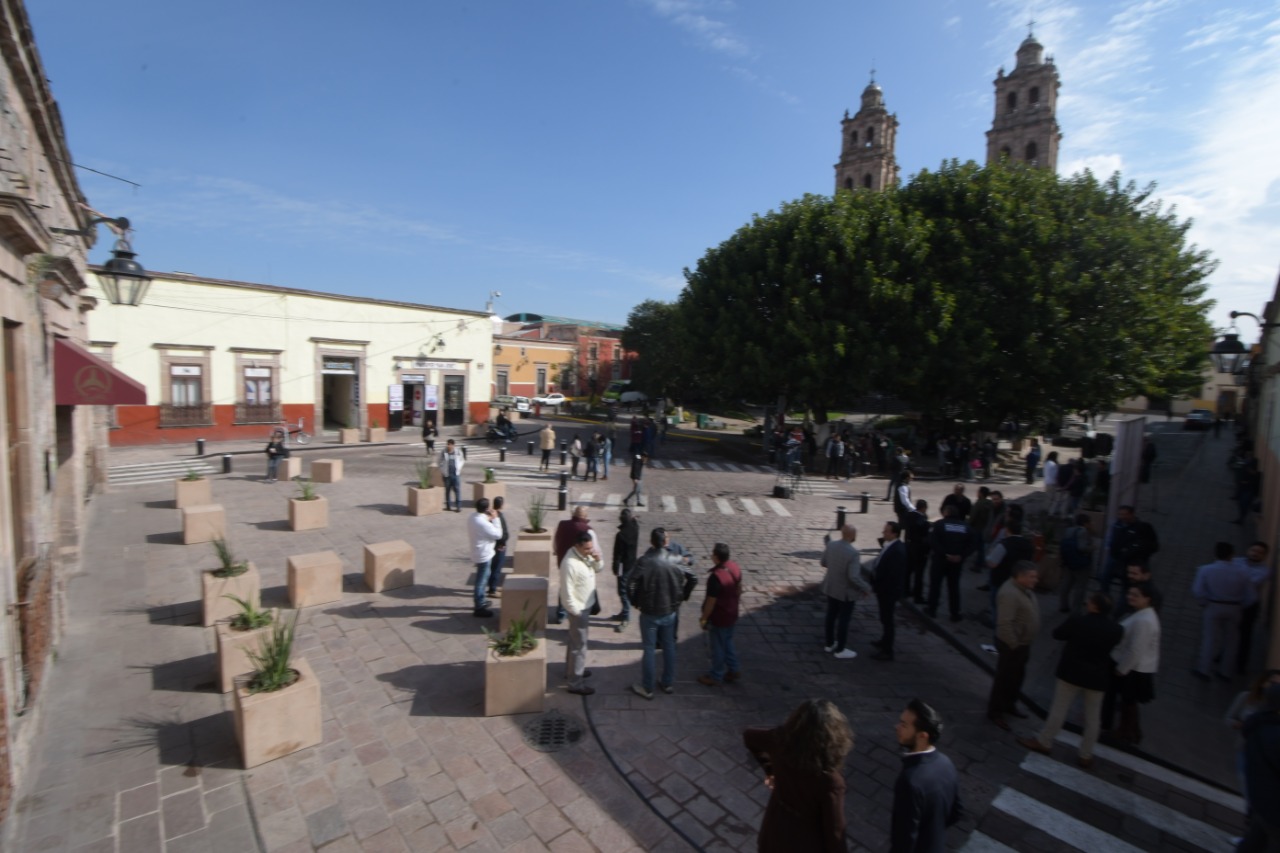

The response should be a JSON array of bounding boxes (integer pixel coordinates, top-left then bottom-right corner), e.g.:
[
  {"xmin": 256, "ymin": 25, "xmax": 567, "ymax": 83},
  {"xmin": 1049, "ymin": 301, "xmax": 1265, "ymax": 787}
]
[
  {"xmin": 339, "ymin": 424, "xmax": 360, "ymax": 444},
  {"xmin": 289, "ymin": 477, "xmax": 328, "ymax": 531},
  {"xmin": 215, "ymin": 595, "xmax": 274, "ymax": 692},
  {"xmin": 232, "ymin": 613, "xmax": 322, "ymax": 768},
  {"xmin": 201, "ymin": 539, "xmax": 260, "ymax": 627},
  {"xmin": 513, "ymin": 494, "xmax": 553, "ymax": 576},
  {"xmin": 407, "ymin": 459, "xmax": 444, "ymax": 516},
  {"xmin": 483, "ymin": 605, "xmax": 546, "ymax": 717},
  {"xmin": 368, "ymin": 418, "xmax": 387, "ymax": 443},
  {"xmin": 175, "ymin": 466, "xmax": 211, "ymax": 509},
  {"xmin": 471, "ymin": 466, "xmax": 505, "ymax": 502}
]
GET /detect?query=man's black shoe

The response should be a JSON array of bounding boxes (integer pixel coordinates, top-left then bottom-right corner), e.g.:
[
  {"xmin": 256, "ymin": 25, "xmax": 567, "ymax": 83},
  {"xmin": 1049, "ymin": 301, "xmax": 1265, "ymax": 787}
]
[
  {"xmin": 567, "ymin": 685, "xmax": 595, "ymax": 696},
  {"xmin": 608, "ymin": 612, "xmax": 628, "ymax": 621},
  {"xmin": 473, "ymin": 607, "xmax": 494, "ymax": 618},
  {"xmin": 582, "ymin": 669, "xmax": 593, "ymax": 678}
]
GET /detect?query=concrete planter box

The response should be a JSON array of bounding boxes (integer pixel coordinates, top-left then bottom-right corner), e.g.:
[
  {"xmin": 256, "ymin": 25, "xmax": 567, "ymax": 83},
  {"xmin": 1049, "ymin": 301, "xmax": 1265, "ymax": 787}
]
[
  {"xmin": 520, "ymin": 528, "xmax": 552, "ymax": 542},
  {"xmin": 310, "ymin": 459, "xmax": 343, "ymax": 483},
  {"xmin": 464, "ymin": 423, "xmax": 481, "ymax": 437},
  {"xmin": 233, "ymin": 656, "xmax": 322, "ymax": 768},
  {"xmin": 339, "ymin": 428, "xmax": 360, "ymax": 444},
  {"xmin": 512, "ymin": 535, "xmax": 554, "ymax": 577},
  {"xmin": 279, "ymin": 457, "xmax": 302, "ymax": 480},
  {"xmin": 175, "ymin": 477, "xmax": 211, "ymax": 509},
  {"xmin": 364, "ymin": 540, "xmax": 415, "ymax": 592},
  {"xmin": 484, "ymin": 640, "xmax": 546, "ymax": 717},
  {"xmin": 368, "ymin": 427, "xmax": 387, "ymax": 443},
  {"xmin": 471, "ymin": 481, "xmax": 505, "ymax": 503},
  {"xmin": 407, "ymin": 486, "xmax": 443, "ymax": 516},
  {"xmin": 289, "ymin": 495, "xmax": 329, "ymax": 531},
  {"xmin": 215, "ymin": 620, "xmax": 273, "ymax": 693},
  {"xmin": 499, "ymin": 576, "xmax": 548, "ymax": 633},
  {"xmin": 201, "ymin": 562, "xmax": 261, "ymax": 628},
  {"xmin": 182, "ymin": 504, "xmax": 226, "ymax": 545},
  {"xmin": 287, "ymin": 550, "xmax": 343, "ymax": 608}
]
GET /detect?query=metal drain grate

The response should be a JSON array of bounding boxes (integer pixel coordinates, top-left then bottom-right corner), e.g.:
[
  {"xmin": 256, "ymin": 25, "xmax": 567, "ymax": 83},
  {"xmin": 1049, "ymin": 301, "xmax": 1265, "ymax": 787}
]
[{"xmin": 521, "ymin": 710, "xmax": 585, "ymax": 753}]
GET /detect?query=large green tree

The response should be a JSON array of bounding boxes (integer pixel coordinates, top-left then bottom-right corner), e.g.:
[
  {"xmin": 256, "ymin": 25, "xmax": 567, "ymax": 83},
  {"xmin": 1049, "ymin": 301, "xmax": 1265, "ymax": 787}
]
[
  {"xmin": 620, "ymin": 299, "xmax": 696, "ymax": 401},
  {"xmin": 658, "ymin": 162, "xmax": 1213, "ymax": 426}
]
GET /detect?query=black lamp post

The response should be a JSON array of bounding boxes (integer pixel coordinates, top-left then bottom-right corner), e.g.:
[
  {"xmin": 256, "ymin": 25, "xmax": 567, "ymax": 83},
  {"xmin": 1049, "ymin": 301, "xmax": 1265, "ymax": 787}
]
[
  {"xmin": 1210, "ymin": 332, "xmax": 1247, "ymax": 375},
  {"xmin": 98, "ymin": 232, "xmax": 151, "ymax": 306}
]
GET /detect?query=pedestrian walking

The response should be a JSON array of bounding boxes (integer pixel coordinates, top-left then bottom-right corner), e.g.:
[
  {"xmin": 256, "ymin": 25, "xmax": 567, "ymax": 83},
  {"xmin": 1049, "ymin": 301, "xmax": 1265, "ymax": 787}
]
[
  {"xmin": 582, "ymin": 433, "xmax": 598, "ymax": 481},
  {"xmin": 697, "ymin": 542, "xmax": 743, "ymax": 686},
  {"xmin": 264, "ymin": 429, "xmax": 289, "ymax": 482},
  {"xmin": 872, "ymin": 521, "xmax": 907, "ymax": 662},
  {"xmin": 1016, "ymin": 592, "xmax": 1121, "ymax": 768},
  {"xmin": 627, "ymin": 527, "xmax": 686, "ymax": 699},
  {"xmin": 466, "ymin": 497, "xmax": 503, "ymax": 617},
  {"xmin": 825, "ymin": 433, "xmax": 845, "ymax": 479},
  {"xmin": 821, "ymin": 525, "xmax": 870, "ymax": 660},
  {"xmin": 893, "ymin": 471, "xmax": 914, "ymax": 525},
  {"xmin": 487, "ymin": 495, "xmax": 508, "ymax": 598},
  {"xmin": 891, "ymin": 699, "xmax": 962, "ymax": 853},
  {"xmin": 1042, "ymin": 451, "xmax": 1059, "ymax": 498},
  {"xmin": 1057, "ymin": 513, "xmax": 1095, "ymax": 614},
  {"xmin": 622, "ymin": 452, "xmax": 646, "ymax": 507},
  {"xmin": 925, "ymin": 504, "xmax": 973, "ymax": 622},
  {"xmin": 1024, "ymin": 439, "xmax": 1041, "ymax": 484},
  {"xmin": 559, "ymin": 531, "xmax": 601, "ymax": 696},
  {"xmin": 1102, "ymin": 581, "xmax": 1160, "ymax": 745},
  {"xmin": 1192, "ymin": 541, "xmax": 1254, "ymax": 680},
  {"xmin": 422, "ymin": 418, "xmax": 437, "ymax": 454},
  {"xmin": 599, "ymin": 431, "xmax": 612, "ymax": 481},
  {"xmin": 903, "ymin": 499, "xmax": 931, "ymax": 604},
  {"xmin": 987, "ymin": 561, "xmax": 1040, "ymax": 730},
  {"xmin": 440, "ymin": 438, "xmax": 465, "ymax": 512},
  {"xmin": 538, "ymin": 423, "xmax": 556, "ymax": 472},
  {"xmin": 743, "ymin": 699, "xmax": 854, "ymax": 853},
  {"xmin": 610, "ymin": 507, "xmax": 639, "ymax": 631},
  {"xmin": 568, "ymin": 435, "xmax": 583, "ymax": 478},
  {"xmin": 1103, "ymin": 505, "xmax": 1159, "ymax": 589}
]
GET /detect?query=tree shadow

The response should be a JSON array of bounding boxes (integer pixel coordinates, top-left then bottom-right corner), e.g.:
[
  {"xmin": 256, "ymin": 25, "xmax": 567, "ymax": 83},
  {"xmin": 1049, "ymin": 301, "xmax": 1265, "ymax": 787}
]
[
  {"xmin": 247, "ymin": 519, "xmax": 291, "ymax": 532},
  {"xmin": 143, "ymin": 601, "xmax": 203, "ymax": 626},
  {"xmin": 135, "ymin": 653, "xmax": 218, "ymax": 693},
  {"xmin": 355, "ymin": 502, "xmax": 411, "ymax": 516},
  {"xmin": 87, "ymin": 710, "xmax": 238, "ymax": 769},
  {"xmin": 375, "ymin": 661, "xmax": 484, "ymax": 717},
  {"xmin": 145, "ymin": 531, "xmax": 185, "ymax": 545}
]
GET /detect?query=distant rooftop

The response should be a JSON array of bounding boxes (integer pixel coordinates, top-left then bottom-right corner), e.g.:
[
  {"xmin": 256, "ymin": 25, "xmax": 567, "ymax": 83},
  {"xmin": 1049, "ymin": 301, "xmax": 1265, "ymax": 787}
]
[{"xmin": 504, "ymin": 312, "xmax": 625, "ymax": 332}]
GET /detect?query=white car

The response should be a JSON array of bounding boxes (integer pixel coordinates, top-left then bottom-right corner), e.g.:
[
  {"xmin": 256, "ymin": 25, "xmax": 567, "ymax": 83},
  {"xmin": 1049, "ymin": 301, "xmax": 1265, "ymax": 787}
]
[{"xmin": 534, "ymin": 393, "xmax": 566, "ymax": 407}]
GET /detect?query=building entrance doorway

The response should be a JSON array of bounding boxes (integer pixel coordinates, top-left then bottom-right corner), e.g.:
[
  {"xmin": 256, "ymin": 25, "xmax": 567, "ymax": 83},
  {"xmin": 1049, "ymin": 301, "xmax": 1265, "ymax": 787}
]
[
  {"xmin": 321, "ymin": 358, "xmax": 360, "ymax": 429},
  {"xmin": 442, "ymin": 375, "xmax": 465, "ymax": 426}
]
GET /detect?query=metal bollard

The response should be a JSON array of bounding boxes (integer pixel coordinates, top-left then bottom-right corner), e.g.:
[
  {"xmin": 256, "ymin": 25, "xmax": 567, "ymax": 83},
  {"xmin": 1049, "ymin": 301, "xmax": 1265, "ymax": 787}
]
[
  {"xmin": 559, "ymin": 472, "xmax": 569, "ymax": 489},
  {"xmin": 560, "ymin": 440, "xmax": 567, "ymax": 453},
  {"xmin": 499, "ymin": 447, "xmax": 506, "ymax": 462},
  {"xmin": 558, "ymin": 486, "xmax": 568, "ymax": 511},
  {"xmin": 196, "ymin": 438, "xmax": 206, "ymax": 456},
  {"xmin": 560, "ymin": 449, "xmax": 567, "ymax": 465},
  {"xmin": 859, "ymin": 492, "xmax": 870, "ymax": 514},
  {"xmin": 461, "ymin": 446, "xmax": 468, "ymax": 459},
  {"xmin": 836, "ymin": 506, "xmax": 846, "ymax": 530},
  {"xmin": 527, "ymin": 441, "xmax": 534, "ymax": 455},
  {"xmin": 222, "ymin": 454, "xmax": 233, "ymax": 474}
]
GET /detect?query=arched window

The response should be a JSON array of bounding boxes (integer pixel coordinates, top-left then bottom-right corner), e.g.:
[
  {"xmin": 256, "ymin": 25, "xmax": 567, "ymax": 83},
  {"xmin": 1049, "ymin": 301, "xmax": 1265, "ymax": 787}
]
[
  {"xmin": 844, "ymin": 177, "xmax": 854, "ymax": 191},
  {"xmin": 865, "ymin": 127, "xmax": 875, "ymax": 146},
  {"xmin": 1006, "ymin": 91, "xmax": 1018, "ymax": 112},
  {"xmin": 1025, "ymin": 141, "xmax": 1038, "ymax": 163},
  {"xmin": 1030, "ymin": 86, "xmax": 1040, "ymax": 104},
  {"xmin": 863, "ymin": 174, "xmax": 873, "ymax": 188},
  {"xmin": 851, "ymin": 132, "xmax": 859, "ymax": 148}
]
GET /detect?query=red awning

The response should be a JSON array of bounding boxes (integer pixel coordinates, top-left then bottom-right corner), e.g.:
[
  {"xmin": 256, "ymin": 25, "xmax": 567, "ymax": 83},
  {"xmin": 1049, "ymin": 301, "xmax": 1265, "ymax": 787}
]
[{"xmin": 54, "ymin": 339, "xmax": 147, "ymax": 406}]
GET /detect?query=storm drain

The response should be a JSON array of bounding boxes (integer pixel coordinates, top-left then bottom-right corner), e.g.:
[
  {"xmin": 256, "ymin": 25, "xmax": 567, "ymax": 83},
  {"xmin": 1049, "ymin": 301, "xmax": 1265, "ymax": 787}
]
[{"xmin": 521, "ymin": 710, "xmax": 585, "ymax": 753}]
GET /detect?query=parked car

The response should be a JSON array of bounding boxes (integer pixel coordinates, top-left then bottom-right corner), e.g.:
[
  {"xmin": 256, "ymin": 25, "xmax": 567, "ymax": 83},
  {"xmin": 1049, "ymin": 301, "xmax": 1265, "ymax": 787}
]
[
  {"xmin": 534, "ymin": 392, "xmax": 566, "ymax": 407},
  {"xmin": 1183, "ymin": 408, "xmax": 1214, "ymax": 430}
]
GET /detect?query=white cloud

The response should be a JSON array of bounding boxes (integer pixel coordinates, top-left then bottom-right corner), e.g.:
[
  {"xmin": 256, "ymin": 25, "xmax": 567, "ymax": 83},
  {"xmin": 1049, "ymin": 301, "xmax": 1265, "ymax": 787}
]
[
  {"xmin": 945, "ymin": 15, "xmax": 962, "ymax": 29},
  {"xmin": 640, "ymin": 0, "xmax": 751, "ymax": 58},
  {"xmin": 1061, "ymin": 152, "xmax": 1124, "ymax": 178}
]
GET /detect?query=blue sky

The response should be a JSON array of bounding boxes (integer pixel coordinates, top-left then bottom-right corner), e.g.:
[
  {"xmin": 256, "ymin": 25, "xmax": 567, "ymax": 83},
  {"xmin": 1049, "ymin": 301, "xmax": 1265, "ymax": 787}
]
[{"xmin": 29, "ymin": 0, "xmax": 1280, "ymax": 332}]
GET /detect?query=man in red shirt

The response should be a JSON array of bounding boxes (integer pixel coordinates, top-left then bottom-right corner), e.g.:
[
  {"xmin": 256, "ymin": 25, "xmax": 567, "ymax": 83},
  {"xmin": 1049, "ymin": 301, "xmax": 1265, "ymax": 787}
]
[{"xmin": 697, "ymin": 543, "xmax": 743, "ymax": 686}]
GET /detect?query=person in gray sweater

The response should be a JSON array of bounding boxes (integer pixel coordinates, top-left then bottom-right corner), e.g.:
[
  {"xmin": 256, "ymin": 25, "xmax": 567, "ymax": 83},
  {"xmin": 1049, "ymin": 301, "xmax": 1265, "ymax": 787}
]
[{"xmin": 821, "ymin": 525, "xmax": 871, "ymax": 660}]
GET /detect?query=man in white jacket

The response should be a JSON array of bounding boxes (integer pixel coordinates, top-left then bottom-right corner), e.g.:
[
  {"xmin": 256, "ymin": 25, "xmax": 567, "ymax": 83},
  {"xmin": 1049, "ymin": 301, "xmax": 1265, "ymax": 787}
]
[
  {"xmin": 560, "ymin": 531, "xmax": 601, "ymax": 695},
  {"xmin": 467, "ymin": 497, "xmax": 504, "ymax": 617},
  {"xmin": 440, "ymin": 439, "xmax": 465, "ymax": 512}
]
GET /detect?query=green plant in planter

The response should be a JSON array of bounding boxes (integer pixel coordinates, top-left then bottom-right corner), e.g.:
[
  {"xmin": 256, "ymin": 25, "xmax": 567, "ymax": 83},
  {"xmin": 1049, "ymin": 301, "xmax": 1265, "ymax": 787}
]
[
  {"xmin": 525, "ymin": 494, "xmax": 547, "ymax": 533},
  {"xmin": 484, "ymin": 467, "xmax": 497, "ymax": 484},
  {"xmin": 483, "ymin": 605, "xmax": 541, "ymax": 657},
  {"xmin": 245, "ymin": 611, "xmax": 300, "ymax": 693},
  {"xmin": 294, "ymin": 477, "xmax": 318, "ymax": 501},
  {"xmin": 371, "ymin": 418, "xmax": 381, "ymax": 429},
  {"xmin": 182, "ymin": 467, "xmax": 205, "ymax": 481},
  {"xmin": 211, "ymin": 539, "xmax": 249, "ymax": 578},
  {"xmin": 224, "ymin": 595, "xmax": 273, "ymax": 631},
  {"xmin": 413, "ymin": 459, "xmax": 435, "ymax": 489}
]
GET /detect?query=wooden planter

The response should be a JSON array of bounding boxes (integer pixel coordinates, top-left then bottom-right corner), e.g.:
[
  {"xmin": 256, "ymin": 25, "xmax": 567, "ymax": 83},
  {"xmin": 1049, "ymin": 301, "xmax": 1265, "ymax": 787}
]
[
  {"xmin": 471, "ymin": 481, "xmax": 506, "ymax": 503},
  {"xmin": 233, "ymin": 657, "xmax": 322, "ymax": 768},
  {"xmin": 407, "ymin": 486, "xmax": 443, "ymax": 516},
  {"xmin": 484, "ymin": 641, "xmax": 546, "ymax": 717},
  {"xmin": 513, "ymin": 530, "xmax": 554, "ymax": 577},
  {"xmin": 339, "ymin": 428, "xmax": 360, "ymax": 444},
  {"xmin": 201, "ymin": 562, "xmax": 261, "ymax": 627},
  {"xmin": 289, "ymin": 495, "xmax": 329, "ymax": 531},
  {"xmin": 215, "ymin": 620, "xmax": 273, "ymax": 693},
  {"xmin": 175, "ymin": 477, "xmax": 211, "ymax": 509},
  {"xmin": 368, "ymin": 427, "xmax": 387, "ymax": 443}
]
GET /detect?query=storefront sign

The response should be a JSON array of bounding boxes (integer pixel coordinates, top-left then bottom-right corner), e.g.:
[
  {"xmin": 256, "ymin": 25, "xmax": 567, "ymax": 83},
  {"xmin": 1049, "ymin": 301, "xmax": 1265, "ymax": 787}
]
[
  {"xmin": 388, "ymin": 385, "xmax": 404, "ymax": 412},
  {"xmin": 244, "ymin": 367, "xmax": 271, "ymax": 378},
  {"xmin": 414, "ymin": 361, "xmax": 459, "ymax": 370},
  {"xmin": 170, "ymin": 365, "xmax": 202, "ymax": 376},
  {"xmin": 424, "ymin": 384, "xmax": 439, "ymax": 411},
  {"xmin": 400, "ymin": 374, "xmax": 425, "ymax": 383},
  {"xmin": 322, "ymin": 359, "xmax": 357, "ymax": 374}
]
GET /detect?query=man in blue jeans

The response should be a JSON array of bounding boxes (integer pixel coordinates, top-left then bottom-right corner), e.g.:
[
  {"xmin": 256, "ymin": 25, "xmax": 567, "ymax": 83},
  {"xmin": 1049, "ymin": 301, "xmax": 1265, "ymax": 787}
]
[
  {"xmin": 440, "ymin": 438, "xmax": 465, "ymax": 512},
  {"xmin": 627, "ymin": 527, "xmax": 688, "ymax": 699},
  {"xmin": 697, "ymin": 543, "xmax": 742, "ymax": 686},
  {"xmin": 466, "ymin": 497, "xmax": 504, "ymax": 617}
]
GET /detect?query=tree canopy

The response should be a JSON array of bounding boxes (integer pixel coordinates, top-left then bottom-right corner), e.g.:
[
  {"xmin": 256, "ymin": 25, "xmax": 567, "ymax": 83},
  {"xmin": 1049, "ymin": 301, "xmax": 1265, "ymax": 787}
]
[{"xmin": 623, "ymin": 161, "xmax": 1215, "ymax": 427}]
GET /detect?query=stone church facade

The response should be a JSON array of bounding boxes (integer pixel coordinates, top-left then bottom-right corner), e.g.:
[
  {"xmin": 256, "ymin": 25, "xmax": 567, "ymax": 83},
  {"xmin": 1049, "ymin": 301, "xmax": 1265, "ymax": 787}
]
[{"xmin": 836, "ymin": 33, "xmax": 1062, "ymax": 192}]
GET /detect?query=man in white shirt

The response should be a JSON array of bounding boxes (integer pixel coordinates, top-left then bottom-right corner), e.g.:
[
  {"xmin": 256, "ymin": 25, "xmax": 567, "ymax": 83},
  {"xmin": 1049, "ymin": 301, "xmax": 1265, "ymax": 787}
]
[
  {"xmin": 560, "ymin": 532, "xmax": 602, "ymax": 695},
  {"xmin": 467, "ymin": 497, "xmax": 504, "ymax": 617},
  {"xmin": 440, "ymin": 439, "xmax": 465, "ymax": 512}
]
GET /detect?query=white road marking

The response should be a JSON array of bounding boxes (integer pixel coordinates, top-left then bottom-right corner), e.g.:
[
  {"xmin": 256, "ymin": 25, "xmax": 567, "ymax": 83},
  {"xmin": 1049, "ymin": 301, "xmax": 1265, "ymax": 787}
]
[
  {"xmin": 741, "ymin": 498, "xmax": 763, "ymax": 516},
  {"xmin": 702, "ymin": 462, "xmax": 724, "ymax": 472},
  {"xmin": 576, "ymin": 493, "xmax": 594, "ymax": 505},
  {"xmin": 989, "ymin": 788, "xmax": 1145, "ymax": 853},
  {"xmin": 661, "ymin": 496, "xmax": 677, "ymax": 513},
  {"xmin": 959, "ymin": 832, "xmax": 1019, "ymax": 853},
  {"xmin": 689, "ymin": 498, "xmax": 706, "ymax": 514},
  {"xmin": 715, "ymin": 498, "xmax": 734, "ymax": 515},
  {"xmin": 765, "ymin": 499, "xmax": 791, "ymax": 517},
  {"xmin": 605, "ymin": 494, "xmax": 621, "ymax": 507}
]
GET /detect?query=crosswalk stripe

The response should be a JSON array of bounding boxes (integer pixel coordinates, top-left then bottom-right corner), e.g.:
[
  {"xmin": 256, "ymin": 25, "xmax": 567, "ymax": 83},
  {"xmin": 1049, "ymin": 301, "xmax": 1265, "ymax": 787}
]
[
  {"xmin": 634, "ymin": 500, "xmax": 648, "ymax": 512},
  {"xmin": 689, "ymin": 497, "xmax": 706, "ymax": 514},
  {"xmin": 720, "ymin": 463, "xmax": 743, "ymax": 472},
  {"xmin": 685, "ymin": 461, "xmax": 703, "ymax": 471},
  {"xmin": 1052, "ymin": 732, "xmax": 1246, "ymax": 813},
  {"xmin": 703, "ymin": 462, "xmax": 724, "ymax": 472},
  {"xmin": 990, "ymin": 788, "xmax": 1145, "ymax": 853},
  {"xmin": 576, "ymin": 492, "xmax": 594, "ymax": 505},
  {"xmin": 661, "ymin": 496, "xmax": 677, "ymax": 513},
  {"xmin": 650, "ymin": 460, "xmax": 667, "ymax": 469},
  {"xmin": 715, "ymin": 498, "xmax": 734, "ymax": 514},
  {"xmin": 605, "ymin": 494, "xmax": 621, "ymax": 507},
  {"xmin": 959, "ymin": 832, "xmax": 1019, "ymax": 853},
  {"xmin": 765, "ymin": 499, "xmax": 791, "ymax": 517},
  {"xmin": 1020, "ymin": 752, "xmax": 1234, "ymax": 852},
  {"xmin": 741, "ymin": 498, "xmax": 763, "ymax": 516}
]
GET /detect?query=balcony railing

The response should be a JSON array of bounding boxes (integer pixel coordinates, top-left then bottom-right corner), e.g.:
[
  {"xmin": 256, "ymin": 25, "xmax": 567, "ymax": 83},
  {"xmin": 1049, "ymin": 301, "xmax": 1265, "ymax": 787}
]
[
  {"xmin": 234, "ymin": 402, "xmax": 282, "ymax": 424},
  {"xmin": 159, "ymin": 403, "xmax": 213, "ymax": 428}
]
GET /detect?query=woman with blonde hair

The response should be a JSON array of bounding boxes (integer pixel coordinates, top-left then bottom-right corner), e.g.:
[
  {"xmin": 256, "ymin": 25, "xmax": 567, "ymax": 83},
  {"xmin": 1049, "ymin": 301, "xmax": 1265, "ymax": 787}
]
[{"xmin": 743, "ymin": 699, "xmax": 854, "ymax": 852}]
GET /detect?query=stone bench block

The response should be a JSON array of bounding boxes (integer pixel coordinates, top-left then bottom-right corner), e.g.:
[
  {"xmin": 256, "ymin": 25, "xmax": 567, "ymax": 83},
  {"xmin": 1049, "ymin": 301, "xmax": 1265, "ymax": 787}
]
[
  {"xmin": 182, "ymin": 504, "xmax": 226, "ymax": 545},
  {"xmin": 310, "ymin": 459, "xmax": 343, "ymax": 483},
  {"xmin": 364, "ymin": 540, "xmax": 415, "ymax": 592},
  {"xmin": 499, "ymin": 575, "xmax": 548, "ymax": 633},
  {"xmin": 472, "ymin": 481, "xmax": 506, "ymax": 503},
  {"xmin": 280, "ymin": 457, "xmax": 301, "ymax": 480},
  {"xmin": 288, "ymin": 550, "xmax": 343, "ymax": 608},
  {"xmin": 512, "ymin": 536, "xmax": 554, "ymax": 577},
  {"xmin": 339, "ymin": 428, "xmax": 360, "ymax": 444}
]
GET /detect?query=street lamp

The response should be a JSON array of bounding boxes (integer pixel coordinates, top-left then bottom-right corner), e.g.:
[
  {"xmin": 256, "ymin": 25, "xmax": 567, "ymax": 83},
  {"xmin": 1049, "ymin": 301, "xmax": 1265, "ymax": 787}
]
[
  {"xmin": 1210, "ymin": 332, "xmax": 1247, "ymax": 375},
  {"xmin": 52, "ymin": 213, "xmax": 151, "ymax": 305}
]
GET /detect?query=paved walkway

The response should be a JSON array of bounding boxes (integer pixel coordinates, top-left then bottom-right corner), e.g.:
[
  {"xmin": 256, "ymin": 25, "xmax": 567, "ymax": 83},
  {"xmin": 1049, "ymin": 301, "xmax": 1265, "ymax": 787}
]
[{"xmin": 2, "ymin": 417, "xmax": 1254, "ymax": 851}]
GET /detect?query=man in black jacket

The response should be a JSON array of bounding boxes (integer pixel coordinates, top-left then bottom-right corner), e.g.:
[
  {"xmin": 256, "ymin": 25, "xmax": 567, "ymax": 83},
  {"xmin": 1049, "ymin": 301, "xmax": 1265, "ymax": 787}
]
[
  {"xmin": 903, "ymin": 499, "xmax": 932, "ymax": 604},
  {"xmin": 926, "ymin": 504, "xmax": 973, "ymax": 622},
  {"xmin": 873, "ymin": 522, "xmax": 908, "ymax": 662},
  {"xmin": 891, "ymin": 698, "xmax": 962, "ymax": 853},
  {"xmin": 1016, "ymin": 592, "xmax": 1122, "ymax": 768},
  {"xmin": 626, "ymin": 527, "xmax": 687, "ymax": 700}
]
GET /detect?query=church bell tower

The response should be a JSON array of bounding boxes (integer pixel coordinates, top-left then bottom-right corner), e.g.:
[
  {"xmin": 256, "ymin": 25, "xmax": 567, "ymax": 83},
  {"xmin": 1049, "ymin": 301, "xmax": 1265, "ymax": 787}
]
[
  {"xmin": 986, "ymin": 30, "xmax": 1062, "ymax": 170},
  {"xmin": 835, "ymin": 74, "xmax": 899, "ymax": 192}
]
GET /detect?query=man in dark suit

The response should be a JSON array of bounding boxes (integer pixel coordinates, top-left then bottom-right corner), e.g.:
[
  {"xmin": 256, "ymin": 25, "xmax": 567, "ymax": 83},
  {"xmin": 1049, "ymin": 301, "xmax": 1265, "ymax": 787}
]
[
  {"xmin": 873, "ymin": 521, "xmax": 908, "ymax": 662},
  {"xmin": 892, "ymin": 698, "xmax": 962, "ymax": 852}
]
